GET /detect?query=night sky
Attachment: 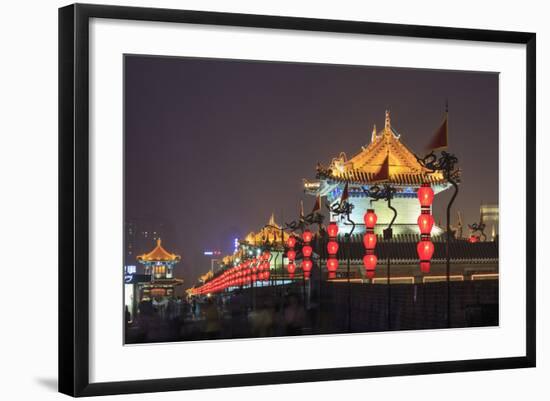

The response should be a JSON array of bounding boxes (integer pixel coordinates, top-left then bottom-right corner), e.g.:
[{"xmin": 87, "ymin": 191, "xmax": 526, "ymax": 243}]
[{"xmin": 124, "ymin": 55, "xmax": 499, "ymax": 287}]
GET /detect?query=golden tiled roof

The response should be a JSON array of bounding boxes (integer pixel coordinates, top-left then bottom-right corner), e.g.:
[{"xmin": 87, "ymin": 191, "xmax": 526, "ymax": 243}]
[
  {"xmin": 244, "ymin": 213, "xmax": 290, "ymax": 246},
  {"xmin": 318, "ymin": 111, "xmax": 446, "ymax": 185},
  {"xmin": 137, "ymin": 238, "xmax": 181, "ymax": 262}
]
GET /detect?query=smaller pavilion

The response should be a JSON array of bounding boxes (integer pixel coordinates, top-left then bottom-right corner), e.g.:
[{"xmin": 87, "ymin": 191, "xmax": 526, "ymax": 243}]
[{"xmin": 137, "ymin": 238, "xmax": 183, "ymax": 300}]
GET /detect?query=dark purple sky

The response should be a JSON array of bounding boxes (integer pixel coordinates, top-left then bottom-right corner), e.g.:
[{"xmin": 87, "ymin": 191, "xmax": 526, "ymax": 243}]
[{"xmin": 124, "ymin": 55, "xmax": 498, "ymax": 286}]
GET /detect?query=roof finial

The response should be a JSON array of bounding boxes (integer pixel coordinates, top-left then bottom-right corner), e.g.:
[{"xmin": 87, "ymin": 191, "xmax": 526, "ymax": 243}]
[
  {"xmin": 156, "ymin": 238, "xmax": 162, "ymax": 246},
  {"xmin": 268, "ymin": 212, "xmax": 276, "ymax": 226},
  {"xmin": 385, "ymin": 110, "xmax": 391, "ymax": 132},
  {"xmin": 371, "ymin": 124, "xmax": 377, "ymax": 143}
]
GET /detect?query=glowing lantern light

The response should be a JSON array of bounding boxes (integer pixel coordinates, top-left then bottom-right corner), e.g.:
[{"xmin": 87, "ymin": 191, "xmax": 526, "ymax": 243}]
[
  {"xmin": 302, "ymin": 259, "xmax": 313, "ymax": 279},
  {"xmin": 469, "ymin": 235, "xmax": 479, "ymax": 243},
  {"xmin": 286, "ymin": 235, "xmax": 297, "ymax": 280},
  {"xmin": 287, "ymin": 250, "xmax": 296, "ymax": 261},
  {"xmin": 301, "ymin": 229, "xmax": 313, "ymax": 280},
  {"xmin": 302, "ymin": 245, "xmax": 313, "ymax": 258},
  {"xmin": 327, "ymin": 241, "xmax": 339, "ymax": 255},
  {"xmin": 287, "ymin": 236, "xmax": 297, "ymax": 248},
  {"xmin": 363, "ymin": 233, "xmax": 377, "ymax": 250},
  {"xmin": 287, "ymin": 262, "xmax": 296, "ymax": 277},
  {"xmin": 364, "ymin": 209, "xmax": 377, "ymax": 229},
  {"xmin": 418, "ymin": 183, "xmax": 435, "ymax": 207},
  {"xmin": 417, "ymin": 240, "xmax": 435, "ymax": 261},
  {"xmin": 417, "ymin": 213, "xmax": 435, "ymax": 235},
  {"xmin": 363, "ymin": 209, "xmax": 378, "ymax": 277},
  {"xmin": 327, "ymin": 258, "xmax": 339, "ymax": 272},
  {"xmin": 327, "ymin": 222, "xmax": 339, "ymax": 237},
  {"xmin": 417, "ymin": 183, "xmax": 435, "ymax": 273},
  {"xmin": 363, "ymin": 254, "xmax": 378, "ymax": 271},
  {"xmin": 420, "ymin": 262, "xmax": 431, "ymax": 273},
  {"xmin": 327, "ymin": 221, "xmax": 339, "ymax": 279}
]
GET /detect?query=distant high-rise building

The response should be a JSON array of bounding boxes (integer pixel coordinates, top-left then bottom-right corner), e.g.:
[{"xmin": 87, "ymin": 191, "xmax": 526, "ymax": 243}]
[{"xmin": 480, "ymin": 204, "xmax": 499, "ymax": 241}]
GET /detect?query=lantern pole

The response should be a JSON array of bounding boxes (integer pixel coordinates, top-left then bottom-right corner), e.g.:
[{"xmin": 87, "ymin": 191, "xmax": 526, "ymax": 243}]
[
  {"xmin": 445, "ymin": 176, "xmax": 459, "ymax": 327},
  {"xmin": 386, "ymin": 196, "xmax": 397, "ymax": 330},
  {"xmin": 416, "ymin": 151, "xmax": 459, "ymax": 328},
  {"xmin": 346, "ymin": 214, "xmax": 356, "ymax": 332},
  {"xmin": 327, "ymin": 196, "xmax": 355, "ymax": 332},
  {"xmin": 363, "ymin": 184, "xmax": 397, "ymax": 330}
]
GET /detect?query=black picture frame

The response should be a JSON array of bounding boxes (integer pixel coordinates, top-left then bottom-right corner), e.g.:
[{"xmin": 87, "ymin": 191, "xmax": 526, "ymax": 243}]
[{"xmin": 59, "ymin": 3, "xmax": 536, "ymax": 397}]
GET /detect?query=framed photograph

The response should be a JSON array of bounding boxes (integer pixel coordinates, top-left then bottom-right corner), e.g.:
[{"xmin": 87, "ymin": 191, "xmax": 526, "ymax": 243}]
[{"xmin": 59, "ymin": 3, "xmax": 536, "ymax": 397}]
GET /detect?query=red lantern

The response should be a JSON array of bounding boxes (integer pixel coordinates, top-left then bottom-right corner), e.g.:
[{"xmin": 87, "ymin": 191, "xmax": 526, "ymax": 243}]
[
  {"xmin": 302, "ymin": 230, "xmax": 313, "ymax": 243},
  {"xmin": 417, "ymin": 240, "xmax": 435, "ymax": 261},
  {"xmin": 327, "ymin": 241, "xmax": 339, "ymax": 255},
  {"xmin": 287, "ymin": 262, "xmax": 296, "ymax": 275},
  {"xmin": 363, "ymin": 233, "xmax": 377, "ymax": 250},
  {"xmin": 469, "ymin": 235, "xmax": 479, "ymax": 243},
  {"xmin": 327, "ymin": 258, "xmax": 339, "ymax": 272},
  {"xmin": 263, "ymin": 270, "xmax": 270, "ymax": 281},
  {"xmin": 287, "ymin": 236, "xmax": 297, "ymax": 248},
  {"xmin": 327, "ymin": 222, "xmax": 339, "ymax": 279},
  {"xmin": 417, "ymin": 213, "xmax": 434, "ymax": 235},
  {"xmin": 302, "ymin": 245, "xmax": 313, "ymax": 257},
  {"xmin": 287, "ymin": 250, "xmax": 296, "ymax": 261},
  {"xmin": 327, "ymin": 222, "xmax": 339, "ymax": 237},
  {"xmin": 364, "ymin": 209, "xmax": 377, "ymax": 229},
  {"xmin": 418, "ymin": 183, "xmax": 435, "ymax": 207},
  {"xmin": 302, "ymin": 259, "xmax": 313, "ymax": 272},
  {"xmin": 420, "ymin": 261, "xmax": 431, "ymax": 273},
  {"xmin": 363, "ymin": 254, "xmax": 377, "ymax": 271}
]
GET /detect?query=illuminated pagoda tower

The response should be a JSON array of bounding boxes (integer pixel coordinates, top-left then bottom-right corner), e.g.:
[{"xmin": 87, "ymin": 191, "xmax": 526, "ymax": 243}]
[
  {"xmin": 137, "ymin": 238, "xmax": 183, "ymax": 300},
  {"xmin": 304, "ymin": 110, "xmax": 450, "ymax": 236},
  {"xmin": 244, "ymin": 213, "xmax": 290, "ymax": 247}
]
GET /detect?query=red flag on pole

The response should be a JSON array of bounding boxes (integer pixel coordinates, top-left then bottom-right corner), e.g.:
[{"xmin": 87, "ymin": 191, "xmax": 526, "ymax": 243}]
[
  {"xmin": 340, "ymin": 183, "xmax": 349, "ymax": 203},
  {"xmin": 426, "ymin": 115, "xmax": 448, "ymax": 151},
  {"xmin": 311, "ymin": 195, "xmax": 321, "ymax": 214},
  {"xmin": 371, "ymin": 154, "xmax": 390, "ymax": 183}
]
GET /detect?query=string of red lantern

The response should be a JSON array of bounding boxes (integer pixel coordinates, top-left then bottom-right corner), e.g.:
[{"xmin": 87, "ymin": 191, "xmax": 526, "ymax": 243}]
[
  {"xmin": 301, "ymin": 230, "xmax": 313, "ymax": 280},
  {"xmin": 286, "ymin": 235, "xmax": 297, "ymax": 278},
  {"xmin": 326, "ymin": 222, "xmax": 339, "ymax": 279},
  {"xmin": 363, "ymin": 209, "xmax": 378, "ymax": 278},
  {"xmin": 417, "ymin": 183, "xmax": 435, "ymax": 273}
]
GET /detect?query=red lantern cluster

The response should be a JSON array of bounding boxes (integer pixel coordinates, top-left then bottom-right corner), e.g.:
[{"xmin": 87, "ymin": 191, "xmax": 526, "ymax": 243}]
[
  {"xmin": 417, "ymin": 183, "xmax": 435, "ymax": 273},
  {"xmin": 257, "ymin": 251, "xmax": 271, "ymax": 281},
  {"xmin": 188, "ymin": 248, "xmax": 276, "ymax": 296},
  {"xmin": 363, "ymin": 209, "xmax": 378, "ymax": 278},
  {"xmin": 286, "ymin": 235, "xmax": 297, "ymax": 278},
  {"xmin": 326, "ymin": 222, "xmax": 339, "ymax": 279},
  {"xmin": 301, "ymin": 230, "xmax": 313, "ymax": 279}
]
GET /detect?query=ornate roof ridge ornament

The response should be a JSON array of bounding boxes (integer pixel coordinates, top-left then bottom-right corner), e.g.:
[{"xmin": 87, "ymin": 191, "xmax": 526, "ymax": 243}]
[{"xmin": 137, "ymin": 238, "xmax": 181, "ymax": 262}]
